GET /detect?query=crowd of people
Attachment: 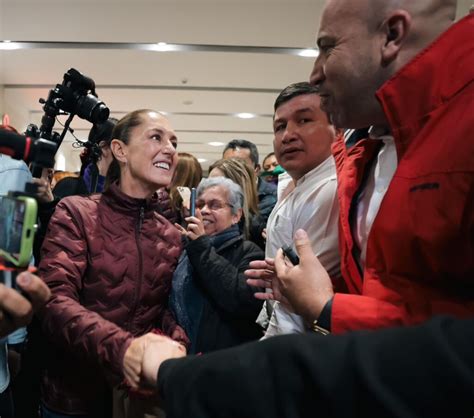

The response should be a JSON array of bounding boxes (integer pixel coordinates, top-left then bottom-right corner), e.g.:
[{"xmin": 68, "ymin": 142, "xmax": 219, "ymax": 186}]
[{"xmin": 0, "ymin": 0, "xmax": 472, "ymax": 417}]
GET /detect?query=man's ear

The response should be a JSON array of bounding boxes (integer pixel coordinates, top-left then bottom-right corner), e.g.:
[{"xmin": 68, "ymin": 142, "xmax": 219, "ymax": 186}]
[
  {"xmin": 381, "ymin": 10, "xmax": 412, "ymax": 66},
  {"xmin": 110, "ymin": 139, "xmax": 128, "ymax": 164}
]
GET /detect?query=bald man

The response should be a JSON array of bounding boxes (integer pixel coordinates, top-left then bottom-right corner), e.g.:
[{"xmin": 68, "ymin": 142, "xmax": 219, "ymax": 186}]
[{"xmin": 247, "ymin": 0, "xmax": 474, "ymax": 334}]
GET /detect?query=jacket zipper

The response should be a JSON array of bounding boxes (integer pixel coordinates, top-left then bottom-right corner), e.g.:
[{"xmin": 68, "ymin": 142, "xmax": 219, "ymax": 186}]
[{"xmin": 127, "ymin": 205, "xmax": 145, "ymax": 332}]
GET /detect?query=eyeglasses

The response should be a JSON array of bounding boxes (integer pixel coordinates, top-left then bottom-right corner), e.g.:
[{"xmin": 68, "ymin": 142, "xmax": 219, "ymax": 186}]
[{"xmin": 196, "ymin": 199, "xmax": 233, "ymax": 211}]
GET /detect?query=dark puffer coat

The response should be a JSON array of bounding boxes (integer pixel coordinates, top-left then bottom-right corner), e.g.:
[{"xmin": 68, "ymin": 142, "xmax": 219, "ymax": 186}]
[{"xmin": 38, "ymin": 183, "xmax": 185, "ymax": 414}]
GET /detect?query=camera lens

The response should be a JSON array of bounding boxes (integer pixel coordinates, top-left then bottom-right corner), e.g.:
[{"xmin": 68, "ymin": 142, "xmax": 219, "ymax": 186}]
[
  {"xmin": 91, "ymin": 103, "xmax": 110, "ymax": 124},
  {"xmin": 75, "ymin": 94, "xmax": 110, "ymax": 124}
]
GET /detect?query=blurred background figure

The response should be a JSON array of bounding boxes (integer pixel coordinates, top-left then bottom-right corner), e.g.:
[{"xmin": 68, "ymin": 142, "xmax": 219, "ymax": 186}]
[
  {"xmin": 262, "ymin": 152, "xmax": 278, "ymax": 173},
  {"xmin": 222, "ymin": 139, "xmax": 277, "ymax": 247},
  {"xmin": 208, "ymin": 158, "xmax": 259, "ymax": 243},
  {"xmin": 53, "ymin": 118, "xmax": 118, "ymax": 199},
  {"xmin": 169, "ymin": 152, "xmax": 203, "ymax": 226},
  {"xmin": 170, "ymin": 176, "xmax": 264, "ymax": 354},
  {"xmin": 51, "ymin": 171, "xmax": 78, "ymax": 190},
  {"xmin": 260, "ymin": 151, "xmax": 286, "ymax": 186}
]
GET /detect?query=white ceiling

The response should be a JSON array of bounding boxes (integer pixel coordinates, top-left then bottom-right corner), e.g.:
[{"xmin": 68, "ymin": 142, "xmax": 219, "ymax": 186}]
[{"xmin": 0, "ymin": 0, "xmax": 471, "ymax": 172}]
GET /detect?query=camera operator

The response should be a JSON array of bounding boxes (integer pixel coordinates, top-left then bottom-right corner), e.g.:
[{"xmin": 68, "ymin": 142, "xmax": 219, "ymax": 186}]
[
  {"xmin": 31, "ymin": 118, "xmax": 117, "ymax": 265},
  {"xmin": 53, "ymin": 118, "xmax": 118, "ymax": 198}
]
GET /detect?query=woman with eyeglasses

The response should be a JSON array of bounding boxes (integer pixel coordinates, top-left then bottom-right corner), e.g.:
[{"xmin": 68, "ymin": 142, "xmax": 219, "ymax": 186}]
[{"xmin": 171, "ymin": 176, "xmax": 264, "ymax": 354}]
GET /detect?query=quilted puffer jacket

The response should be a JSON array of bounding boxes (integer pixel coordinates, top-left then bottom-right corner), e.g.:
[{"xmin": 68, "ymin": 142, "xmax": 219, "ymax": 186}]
[{"xmin": 38, "ymin": 183, "xmax": 185, "ymax": 414}]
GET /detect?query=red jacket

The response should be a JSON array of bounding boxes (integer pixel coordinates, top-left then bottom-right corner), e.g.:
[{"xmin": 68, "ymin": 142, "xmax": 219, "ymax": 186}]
[
  {"xmin": 38, "ymin": 183, "xmax": 185, "ymax": 414},
  {"xmin": 331, "ymin": 15, "xmax": 474, "ymax": 333}
]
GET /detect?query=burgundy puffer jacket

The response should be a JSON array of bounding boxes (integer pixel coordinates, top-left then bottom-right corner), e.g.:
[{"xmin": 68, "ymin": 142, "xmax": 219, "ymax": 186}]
[{"xmin": 38, "ymin": 183, "xmax": 186, "ymax": 414}]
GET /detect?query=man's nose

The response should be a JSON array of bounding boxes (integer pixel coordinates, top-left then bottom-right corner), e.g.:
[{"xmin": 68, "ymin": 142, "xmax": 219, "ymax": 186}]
[
  {"xmin": 309, "ymin": 56, "xmax": 324, "ymax": 87},
  {"xmin": 282, "ymin": 122, "xmax": 297, "ymax": 142}
]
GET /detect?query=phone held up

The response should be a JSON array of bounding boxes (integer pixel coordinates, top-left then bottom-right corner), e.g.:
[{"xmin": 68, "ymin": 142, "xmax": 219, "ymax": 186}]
[
  {"xmin": 0, "ymin": 195, "xmax": 38, "ymax": 287},
  {"xmin": 176, "ymin": 186, "xmax": 196, "ymax": 217},
  {"xmin": 190, "ymin": 187, "xmax": 196, "ymax": 217}
]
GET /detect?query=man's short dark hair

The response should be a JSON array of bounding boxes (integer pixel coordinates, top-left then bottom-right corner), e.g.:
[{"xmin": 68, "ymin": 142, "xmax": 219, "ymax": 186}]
[
  {"xmin": 223, "ymin": 139, "xmax": 259, "ymax": 168},
  {"xmin": 274, "ymin": 82, "xmax": 320, "ymax": 113}
]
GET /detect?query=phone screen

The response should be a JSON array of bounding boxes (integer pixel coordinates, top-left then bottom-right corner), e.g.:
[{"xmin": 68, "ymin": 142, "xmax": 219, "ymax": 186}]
[
  {"xmin": 0, "ymin": 196, "xmax": 26, "ymax": 256},
  {"xmin": 0, "ymin": 195, "xmax": 37, "ymax": 267}
]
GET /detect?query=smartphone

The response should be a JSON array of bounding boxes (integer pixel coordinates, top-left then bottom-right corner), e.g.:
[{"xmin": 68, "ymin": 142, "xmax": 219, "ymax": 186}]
[
  {"xmin": 0, "ymin": 195, "xmax": 37, "ymax": 268},
  {"xmin": 190, "ymin": 187, "xmax": 196, "ymax": 217},
  {"xmin": 281, "ymin": 245, "xmax": 300, "ymax": 265}
]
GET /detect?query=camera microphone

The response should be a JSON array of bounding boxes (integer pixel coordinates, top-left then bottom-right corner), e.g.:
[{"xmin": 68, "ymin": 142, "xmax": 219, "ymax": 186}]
[
  {"xmin": 0, "ymin": 129, "xmax": 34, "ymax": 162},
  {"xmin": 0, "ymin": 129, "xmax": 57, "ymax": 168}
]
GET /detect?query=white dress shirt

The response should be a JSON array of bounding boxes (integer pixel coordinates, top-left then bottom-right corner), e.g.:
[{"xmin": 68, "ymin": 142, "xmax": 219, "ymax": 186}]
[
  {"xmin": 353, "ymin": 130, "xmax": 397, "ymax": 269},
  {"xmin": 262, "ymin": 156, "xmax": 340, "ymax": 338}
]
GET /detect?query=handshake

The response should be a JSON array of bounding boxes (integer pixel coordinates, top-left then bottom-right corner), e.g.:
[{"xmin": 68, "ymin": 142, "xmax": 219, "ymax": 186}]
[{"xmin": 122, "ymin": 333, "xmax": 187, "ymax": 389}]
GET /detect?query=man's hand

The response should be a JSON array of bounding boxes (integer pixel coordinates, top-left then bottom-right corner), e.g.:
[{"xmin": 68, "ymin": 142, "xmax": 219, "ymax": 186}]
[
  {"xmin": 123, "ymin": 333, "xmax": 164, "ymax": 389},
  {"xmin": 245, "ymin": 259, "xmax": 292, "ymax": 309},
  {"xmin": 31, "ymin": 177, "xmax": 54, "ymax": 203},
  {"xmin": 141, "ymin": 336, "xmax": 186, "ymax": 386},
  {"xmin": 273, "ymin": 229, "xmax": 334, "ymax": 322},
  {"xmin": 0, "ymin": 272, "xmax": 51, "ymax": 338}
]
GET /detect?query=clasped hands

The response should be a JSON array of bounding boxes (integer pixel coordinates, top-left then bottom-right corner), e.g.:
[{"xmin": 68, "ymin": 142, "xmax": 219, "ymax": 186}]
[
  {"xmin": 123, "ymin": 332, "xmax": 186, "ymax": 389},
  {"xmin": 245, "ymin": 229, "xmax": 334, "ymax": 322}
]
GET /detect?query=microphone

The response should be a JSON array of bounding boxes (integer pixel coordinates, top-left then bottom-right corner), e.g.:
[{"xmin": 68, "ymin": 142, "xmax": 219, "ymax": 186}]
[
  {"xmin": 0, "ymin": 129, "xmax": 57, "ymax": 168},
  {"xmin": 0, "ymin": 129, "xmax": 34, "ymax": 162}
]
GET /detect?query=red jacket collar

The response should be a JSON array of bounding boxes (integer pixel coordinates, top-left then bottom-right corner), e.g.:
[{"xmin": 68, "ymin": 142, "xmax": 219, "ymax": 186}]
[{"xmin": 375, "ymin": 14, "xmax": 474, "ymax": 157}]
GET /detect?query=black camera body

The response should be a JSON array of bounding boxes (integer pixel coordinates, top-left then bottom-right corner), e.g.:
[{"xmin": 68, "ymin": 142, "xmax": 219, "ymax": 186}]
[
  {"xmin": 37, "ymin": 68, "xmax": 109, "ymax": 142},
  {"xmin": 25, "ymin": 68, "xmax": 110, "ymax": 176}
]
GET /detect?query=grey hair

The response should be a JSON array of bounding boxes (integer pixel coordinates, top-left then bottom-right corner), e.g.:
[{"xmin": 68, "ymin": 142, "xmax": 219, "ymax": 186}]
[{"xmin": 196, "ymin": 176, "xmax": 243, "ymax": 215}]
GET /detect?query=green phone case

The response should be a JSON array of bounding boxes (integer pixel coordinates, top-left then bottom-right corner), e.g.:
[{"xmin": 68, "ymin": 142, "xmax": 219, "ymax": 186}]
[{"xmin": 0, "ymin": 195, "xmax": 38, "ymax": 267}]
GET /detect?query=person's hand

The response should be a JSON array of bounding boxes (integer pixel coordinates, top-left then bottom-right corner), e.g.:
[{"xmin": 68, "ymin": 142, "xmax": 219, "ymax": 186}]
[
  {"xmin": 31, "ymin": 177, "xmax": 54, "ymax": 203},
  {"xmin": 245, "ymin": 259, "xmax": 292, "ymax": 310},
  {"xmin": 273, "ymin": 229, "xmax": 334, "ymax": 322},
  {"xmin": 0, "ymin": 272, "xmax": 51, "ymax": 338},
  {"xmin": 123, "ymin": 333, "xmax": 175, "ymax": 389},
  {"xmin": 141, "ymin": 335, "xmax": 186, "ymax": 386},
  {"xmin": 174, "ymin": 208, "xmax": 206, "ymax": 240}
]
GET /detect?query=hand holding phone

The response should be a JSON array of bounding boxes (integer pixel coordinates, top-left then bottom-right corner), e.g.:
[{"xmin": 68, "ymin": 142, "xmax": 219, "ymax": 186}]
[{"xmin": 281, "ymin": 245, "xmax": 300, "ymax": 265}]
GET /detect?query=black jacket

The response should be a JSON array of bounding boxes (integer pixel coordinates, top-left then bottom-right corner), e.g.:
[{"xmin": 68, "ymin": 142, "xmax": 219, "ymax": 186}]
[
  {"xmin": 186, "ymin": 234, "xmax": 264, "ymax": 353},
  {"xmin": 158, "ymin": 316, "xmax": 474, "ymax": 418},
  {"xmin": 250, "ymin": 179, "xmax": 277, "ymax": 249}
]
